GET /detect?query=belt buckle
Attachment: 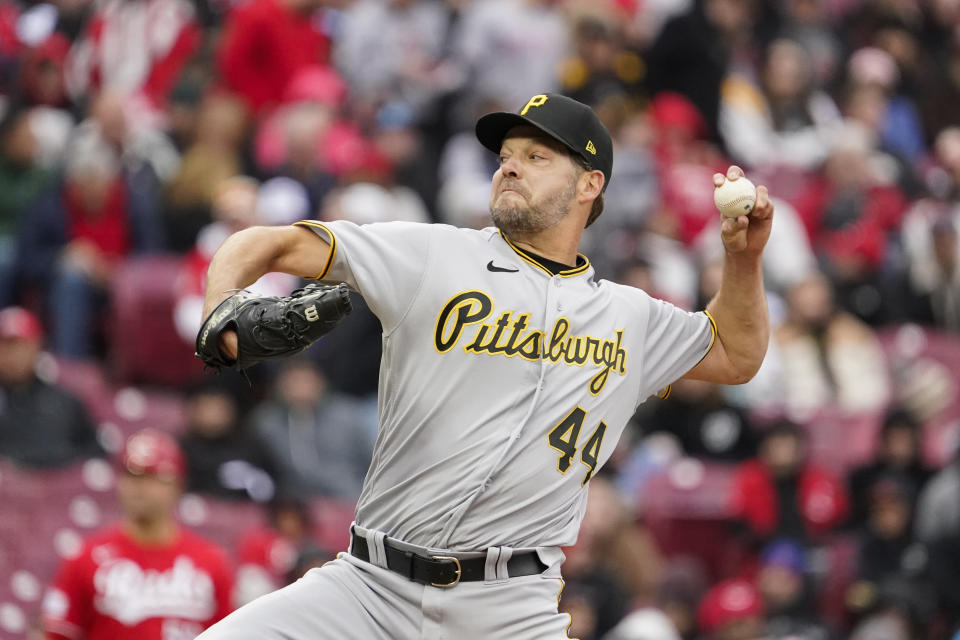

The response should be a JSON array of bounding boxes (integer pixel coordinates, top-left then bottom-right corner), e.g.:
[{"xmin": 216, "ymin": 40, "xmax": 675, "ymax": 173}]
[{"xmin": 430, "ymin": 556, "xmax": 462, "ymax": 588}]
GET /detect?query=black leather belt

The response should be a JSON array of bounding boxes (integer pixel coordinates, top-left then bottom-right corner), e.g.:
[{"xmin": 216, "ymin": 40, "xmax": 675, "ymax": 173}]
[{"xmin": 350, "ymin": 531, "xmax": 546, "ymax": 588}]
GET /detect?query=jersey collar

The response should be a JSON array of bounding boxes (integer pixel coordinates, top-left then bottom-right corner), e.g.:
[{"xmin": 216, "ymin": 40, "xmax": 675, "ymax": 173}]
[{"xmin": 498, "ymin": 230, "xmax": 591, "ymax": 278}]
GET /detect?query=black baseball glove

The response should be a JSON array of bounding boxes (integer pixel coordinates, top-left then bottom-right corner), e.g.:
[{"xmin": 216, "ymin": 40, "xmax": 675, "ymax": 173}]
[{"xmin": 195, "ymin": 283, "xmax": 352, "ymax": 372}]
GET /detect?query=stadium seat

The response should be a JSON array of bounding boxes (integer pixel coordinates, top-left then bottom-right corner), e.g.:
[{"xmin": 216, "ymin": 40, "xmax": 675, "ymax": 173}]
[
  {"xmin": 639, "ymin": 459, "xmax": 737, "ymax": 520},
  {"xmin": 309, "ymin": 498, "xmax": 356, "ymax": 553},
  {"xmin": 177, "ymin": 494, "xmax": 266, "ymax": 552},
  {"xmin": 816, "ymin": 534, "xmax": 858, "ymax": 630},
  {"xmin": 42, "ymin": 357, "xmax": 111, "ymax": 414},
  {"xmin": 109, "ymin": 256, "xmax": 206, "ymax": 387},
  {"xmin": 0, "ymin": 462, "xmax": 111, "ymax": 640},
  {"xmin": 639, "ymin": 460, "xmax": 742, "ymax": 581},
  {"xmin": 0, "ymin": 461, "xmax": 50, "ymax": 511},
  {"xmin": 107, "ymin": 387, "xmax": 189, "ymax": 437},
  {"xmin": 798, "ymin": 409, "xmax": 884, "ymax": 475}
]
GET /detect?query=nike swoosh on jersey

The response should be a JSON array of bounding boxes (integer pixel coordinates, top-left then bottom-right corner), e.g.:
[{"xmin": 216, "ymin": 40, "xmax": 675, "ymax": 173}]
[{"xmin": 486, "ymin": 261, "xmax": 519, "ymax": 273}]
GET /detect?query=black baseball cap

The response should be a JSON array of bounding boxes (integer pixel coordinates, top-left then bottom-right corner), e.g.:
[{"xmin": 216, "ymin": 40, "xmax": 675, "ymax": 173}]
[{"xmin": 475, "ymin": 93, "xmax": 613, "ymax": 188}]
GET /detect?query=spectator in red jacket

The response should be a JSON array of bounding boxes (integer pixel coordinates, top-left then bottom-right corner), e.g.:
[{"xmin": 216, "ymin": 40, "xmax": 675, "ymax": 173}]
[
  {"xmin": 15, "ymin": 127, "xmax": 164, "ymax": 358},
  {"xmin": 42, "ymin": 429, "xmax": 235, "ymax": 640},
  {"xmin": 731, "ymin": 420, "xmax": 849, "ymax": 547},
  {"xmin": 217, "ymin": 0, "xmax": 330, "ymax": 114}
]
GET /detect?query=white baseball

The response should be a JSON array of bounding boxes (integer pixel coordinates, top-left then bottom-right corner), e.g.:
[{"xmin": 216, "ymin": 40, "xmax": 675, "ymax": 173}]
[{"xmin": 714, "ymin": 176, "xmax": 757, "ymax": 218}]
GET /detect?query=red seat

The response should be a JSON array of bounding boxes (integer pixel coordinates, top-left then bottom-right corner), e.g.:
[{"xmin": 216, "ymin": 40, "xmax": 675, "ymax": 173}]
[
  {"xmin": 107, "ymin": 387, "xmax": 188, "ymax": 437},
  {"xmin": 816, "ymin": 534, "xmax": 858, "ymax": 630},
  {"xmin": 639, "ymin": 460, "xmax": 737, "ymax": 520},
  {"xmin": 45, "ymin": 358, "xmax": 111, "ymax": 414},
  {"xmin": 646, "ymin": 516, "xmax": 744, "ymax": 582},
  {"xmin": 798, "ymin": 409, "xmax": 884, "ymax": 475},
  {"xmin": 0, "ymin": 462, "xmax": 50, "ymax": 511},
  {"xmin": 309, "ymin": 498, "xmax": 356, "ymax": 553},
  {"xmin": 639, "ymin": 461, "xmax": 742, "ymax": 581},
  {"xmin": 109, "ymin": 256, "xmax": 205, "ymax": 387},
  {"xmin": 0, "ymin": 512, "xmax": 27, "ymax": 579},
  {"xmin": 178, "ymin": 495, "xmax": 266, "ymax": 552}
]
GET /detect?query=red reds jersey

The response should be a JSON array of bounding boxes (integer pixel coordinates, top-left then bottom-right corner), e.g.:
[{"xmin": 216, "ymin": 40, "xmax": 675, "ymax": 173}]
[
  {"xmin": 42, "ymin": 525, "xmax": 234, "ymax": 640},
  {"xmin": 237, "ymin": 526, "xmax": 297, "ymax": 585}
]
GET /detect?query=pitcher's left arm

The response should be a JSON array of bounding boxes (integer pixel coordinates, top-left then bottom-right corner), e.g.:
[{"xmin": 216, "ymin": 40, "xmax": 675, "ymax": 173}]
[{"xmin": 684, "ymin": 166, "xmax": 773, "ymax": 385}]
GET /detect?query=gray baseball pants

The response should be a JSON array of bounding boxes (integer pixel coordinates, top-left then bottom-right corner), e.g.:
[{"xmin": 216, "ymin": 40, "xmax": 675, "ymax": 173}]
[{"xmin": 196, "ymin": 526, "xmax": 573, "ymax": 640}]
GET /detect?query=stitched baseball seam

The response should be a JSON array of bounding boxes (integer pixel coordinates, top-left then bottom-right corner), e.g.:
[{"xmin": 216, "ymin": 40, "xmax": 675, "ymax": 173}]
[{"xmin": 717, "ymin": 194, "xmax": 755, "ymax": 206}]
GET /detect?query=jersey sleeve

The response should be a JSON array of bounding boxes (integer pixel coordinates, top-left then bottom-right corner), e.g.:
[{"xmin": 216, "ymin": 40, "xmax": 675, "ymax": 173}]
[
  {"xmin": 637, "ymin": 294, "xmax": 716, "ymax": 403},
  {"xmin": 293, "ymin": 220, "xmax": 431, "ymax": 332},
  {"xmin": 42, "ymin": 552, "xmax": 94, "ymax": 640}
]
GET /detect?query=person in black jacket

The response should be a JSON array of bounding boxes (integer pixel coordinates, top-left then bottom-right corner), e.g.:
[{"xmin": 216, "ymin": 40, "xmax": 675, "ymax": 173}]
[
  {"xmin": 0, "ymin": 307, "xmax": 102, "ymax": 466},
  {"xmin": 847, "ymin": 408, "xmax": 933, "ymax": 529},
  {"xmin": 645, "ymin": 0, "xmax": 777, "ymax": 144},
  {"xmin": 179, "ymin": 382, "xmax": 277, "ymax": 502}
]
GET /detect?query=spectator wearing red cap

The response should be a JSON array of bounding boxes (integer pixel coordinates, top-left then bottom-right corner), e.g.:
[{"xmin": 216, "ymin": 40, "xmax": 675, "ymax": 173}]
[
  {"xmin": 0, "ymin": 306, "xmax": 102, "ymax": 467},
  {"xmin": 697, "ymin": 578, "xmax": 766, "ymax": 640},
  {"xmin": 42, "ymin": 428, "xmax": 235, "ymax": 640}
]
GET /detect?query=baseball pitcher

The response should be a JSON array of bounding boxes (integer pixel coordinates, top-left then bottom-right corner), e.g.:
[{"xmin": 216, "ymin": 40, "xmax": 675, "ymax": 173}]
[{"xmin": 193, "ymin": 93, "xmax": 773, "ymax": 639}]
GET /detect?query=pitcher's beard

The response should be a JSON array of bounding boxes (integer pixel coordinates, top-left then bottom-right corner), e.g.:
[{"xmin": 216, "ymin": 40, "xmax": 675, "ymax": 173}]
[{"xmin": 490, "ymin": 182, "xmax": 575, "ymax": 236}]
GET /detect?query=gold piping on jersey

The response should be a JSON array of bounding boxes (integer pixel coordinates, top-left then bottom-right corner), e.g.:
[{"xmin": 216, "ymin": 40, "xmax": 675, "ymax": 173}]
[
  {"xmin": 657, "ymin": 385, "xmax": 672, "ymax": 399},
  {"xmin": 704, "ymin": 309, "xmax": 718, "ymax": 352},
  {"xmin": 687, "ymin": 310, "xmax": 719, "ymax": 374},
  {"xmin": 433, "ymin": 290, "xmax": 627, "ymax": 395},
  {"xmin": 498, "ymin": 231, "xmax": 591, "ymax": 278},
  {"xmin": 292, "ymin": 220, "xmax": 337, "ymax": 280},
  {"xmin": 557, "ymin": 578, "xmax": 578, "ymax": 639}
]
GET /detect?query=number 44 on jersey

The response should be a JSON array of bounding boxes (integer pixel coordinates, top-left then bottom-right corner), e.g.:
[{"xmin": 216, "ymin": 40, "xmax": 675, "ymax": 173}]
[{"xmin": 547, "ymin": 407, "xmax": 607, "ymax": 486}]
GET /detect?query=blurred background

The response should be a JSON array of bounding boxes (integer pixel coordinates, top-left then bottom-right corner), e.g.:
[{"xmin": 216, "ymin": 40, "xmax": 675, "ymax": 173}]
[{"xmin": 1, "ymin": 0, "xmax": 960, "ymax": 638}]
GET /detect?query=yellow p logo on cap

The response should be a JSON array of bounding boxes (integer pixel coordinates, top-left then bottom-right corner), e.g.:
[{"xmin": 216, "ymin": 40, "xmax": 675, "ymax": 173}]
[{"xmin": 520, "ymin": 94, "xmax": 549, "ymax": 116}]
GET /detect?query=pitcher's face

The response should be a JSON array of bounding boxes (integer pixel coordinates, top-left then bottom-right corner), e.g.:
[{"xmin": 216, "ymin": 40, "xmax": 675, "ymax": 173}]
[{"xmin": 490, "ymin": 127, "xmax": 580, "ymax": 237}]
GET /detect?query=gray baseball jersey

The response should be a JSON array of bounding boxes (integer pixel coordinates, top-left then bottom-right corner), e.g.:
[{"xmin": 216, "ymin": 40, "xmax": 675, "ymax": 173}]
[{"xmin": 294, "ymin": 219, "xmax": 714, "ymax": 551}]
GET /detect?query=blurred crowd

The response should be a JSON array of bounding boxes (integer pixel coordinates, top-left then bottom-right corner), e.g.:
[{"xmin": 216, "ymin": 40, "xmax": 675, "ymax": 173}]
[{"xmin": 1, "ymin": 0, "xmax": 960, "ymax": 638}]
